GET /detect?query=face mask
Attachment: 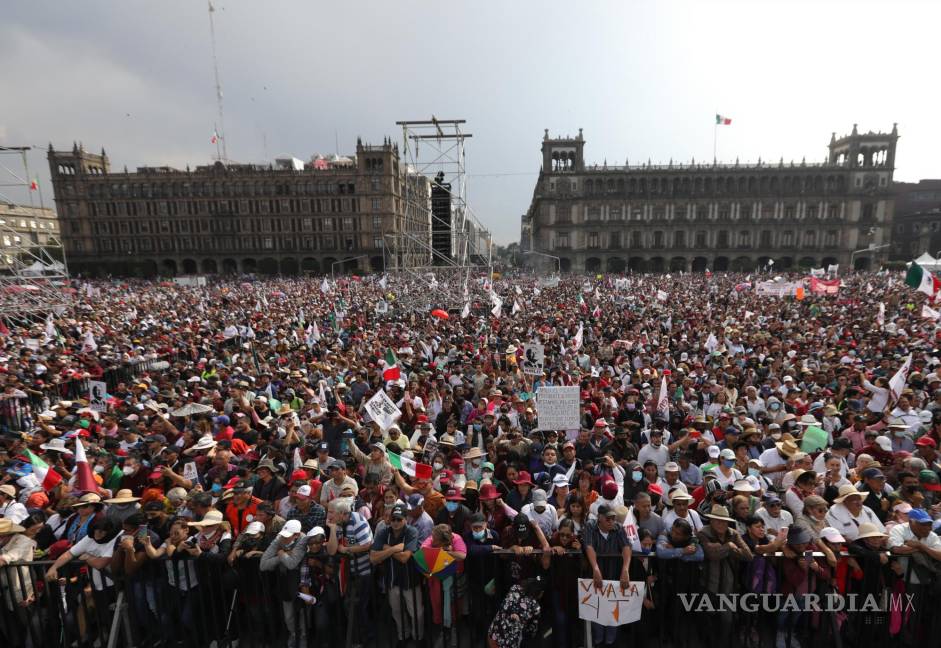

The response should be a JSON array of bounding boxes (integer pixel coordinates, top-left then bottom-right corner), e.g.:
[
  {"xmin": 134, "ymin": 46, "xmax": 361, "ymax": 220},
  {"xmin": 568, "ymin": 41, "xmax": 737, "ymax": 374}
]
[
  {"xmin": 626, "ymin": 404, "xmax": 636, "ymax": 411},
  {"xmin": 771, "ymin": 432, "xmax": 782, "ymax": 441},
  {"xmin": 631, "ymin": 471, "xmax": 643, "ymax": 482},
  {"xmin": 482, "ymin": 470, "xmax": 493, "ymax": 481},
  {"xmin": 445, "ymin": 501, "xmax": 459, "ymax": 513},
  {"xmin": 433, "ymin": 462, "xmax": 444, "ymax": 471},
  {"xmin": 472, "ymin": 529, "xmax": 486, "ymax": 541},
  {"xmin": 535, "ymin": 505, "xmax": 546, "ymax": 514},
  {"xmin": 211, "ymin": 483, "xmax": 222, "ymax": 494},
  {"xmin": 893, "ymin": 431, "xmax": 906, "ymax": 438},
  {"xmin": 123, "ymin": 466, "xmax": 135, "ymax": 476},
  {"xmin": 748, "ymin": 468, "xmax": 761, "ymax": 478},
  {"xmin": 722, "ymin": 459, "xmax": 735, "ymax": 468},
  {"xmin": 94, "ymin": 465, "xmax": 105, "ymax": 475},
  {"xmin": 471, "ymin": 460, "xmax": 481, "ymax": 469}
]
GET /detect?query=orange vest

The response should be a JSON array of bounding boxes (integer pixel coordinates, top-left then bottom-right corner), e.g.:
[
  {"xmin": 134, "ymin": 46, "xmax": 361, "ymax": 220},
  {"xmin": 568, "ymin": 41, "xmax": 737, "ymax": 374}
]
[{"xmin": 225, "ymin": 497, "xmax": 260, "ymax": 537}]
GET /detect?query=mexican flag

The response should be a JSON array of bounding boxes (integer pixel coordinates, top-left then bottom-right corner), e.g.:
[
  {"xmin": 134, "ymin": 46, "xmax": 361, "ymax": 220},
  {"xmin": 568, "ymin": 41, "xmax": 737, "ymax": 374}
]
[
  {"xmin": 382, "ymin": 348, "xmax": 401, "ymax": 381},
  {"xmin": 905, "ymin": 262, "xmax": 940, "ymax": 296},
  {"xmin": 386, "ymin": 448, "xmax": 432, "ymax": 479},
  {"xmin": 715, "ymin": 114, "xmax": 732, "ymax": 125},
  {"xmin": 25, "ymin": 449, "xmax": 62, "ymax": 491},
  {"xmin": 577, "ymin": 293, "xmax": 587, "ymax": 313}
]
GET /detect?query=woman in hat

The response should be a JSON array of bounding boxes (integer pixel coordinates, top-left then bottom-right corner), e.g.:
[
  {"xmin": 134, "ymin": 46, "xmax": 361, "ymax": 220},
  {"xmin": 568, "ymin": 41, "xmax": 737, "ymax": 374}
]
[
  {"xmin": 63, "ymin": 492, "xmax": 105, "ymax": 545},
  {"xmin": 0, "ymin": 514, "xmax": 44, "ymax": 645}
]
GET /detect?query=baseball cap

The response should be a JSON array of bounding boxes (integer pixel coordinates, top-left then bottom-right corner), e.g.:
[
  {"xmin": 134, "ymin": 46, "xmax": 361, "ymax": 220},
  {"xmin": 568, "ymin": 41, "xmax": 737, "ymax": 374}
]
[
  {"xmin": 278, "ymin": 519, "xmax": 303, "ymax": 537},
  {"xmin": 532, "ymin": 489, "xmax": 547, "ymax": 505},
  {"xmin": 908, "ymin": 508, "xmax": 933, "ymax": 524},
  {"xmin": 244, "ymin": 521, "xmax": 265, "ymax": 535},
  {"xmin": 664, "ymin": 461, "xmax": 680, "ymax": 472},
  {"xmin": 296, "ymin": 485, "xmax": 312, "ymax": 498},
  {"xmin": 405, "ymin": 493, "xmax": 424, "ymax": 511},
  {"xmin": 307, "ymin": 526, "xmax": 326, "ymax": 538},
  {"xmin": 719, "ymin": 448, "xmax": 735, "ymax": 460},
  {"xmin": 390, "ymin": 504, "xmax": 406, "ymax": 519},
  {"xmin": 708, "ymin": 446, "xmax": 720, "ymax": 458},
  {"xmin": 860, "ymin": 468, "xmax": 885, "ymax": 480},
  {"xmin": 819, "ymin": 527, "xmax": 846, "ymax": 543},
  {"xmin": 330, "ymin": 459, "xmax": 346, "ymax": 470},
  {"xmin": 317, "ymin": 442, "xmax": 329, "ymax": 452}
]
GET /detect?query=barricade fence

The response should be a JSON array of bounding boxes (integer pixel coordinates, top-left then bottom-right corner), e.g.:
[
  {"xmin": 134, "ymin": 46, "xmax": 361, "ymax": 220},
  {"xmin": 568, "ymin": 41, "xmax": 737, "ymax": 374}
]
[{"xmin": 0, "ymin": 550, "xmax": 937, "ymax": 648}]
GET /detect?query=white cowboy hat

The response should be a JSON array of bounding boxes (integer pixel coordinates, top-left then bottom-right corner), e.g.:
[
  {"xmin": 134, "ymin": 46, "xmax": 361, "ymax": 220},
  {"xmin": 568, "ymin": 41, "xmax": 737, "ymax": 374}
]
[{"xmin": 39, "ymin": 438, "xmax": 73, "ymax": 454}]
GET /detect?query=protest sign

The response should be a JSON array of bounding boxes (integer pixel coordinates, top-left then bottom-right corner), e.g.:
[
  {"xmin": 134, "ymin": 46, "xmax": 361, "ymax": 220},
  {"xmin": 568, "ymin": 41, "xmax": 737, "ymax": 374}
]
[
  {"xmin": 521, "ymin": 343, "xmax": 545, "ymax": 376},
  {"xmin": 755, "ymin": 281, "xmax": 800, "ymax": 297},
  {"xmin": 364, "ymin": 389, "xmax": 401, "ymax": 431},
  {"xmin": 182, "ymin": 462, "xmax": 199, "ymax": 483},
  {"xmin": 88, "ymin": 380, "xmax": 108, "ymax": 412},
  {"xmin": 578, "ymin": 579, "xmax": 646, "ymax": 626},
  {"xmin": 536, "ymin": 386, "xmax": 580, "ymax": 430}
]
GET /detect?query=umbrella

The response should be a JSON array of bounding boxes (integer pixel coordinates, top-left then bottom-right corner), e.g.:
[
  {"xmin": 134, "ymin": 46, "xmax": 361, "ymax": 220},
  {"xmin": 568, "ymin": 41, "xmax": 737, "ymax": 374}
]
[
  {"xmin": 412, "ymin": 546, "xmax": 458, "ymax": 579},
  {"xmin": 431, "ymin": 309, "xmax": 449, "ymax": 320},
  {"xmin": 170, "ymin": 403, "xmax": 216, "ymax": 417}
]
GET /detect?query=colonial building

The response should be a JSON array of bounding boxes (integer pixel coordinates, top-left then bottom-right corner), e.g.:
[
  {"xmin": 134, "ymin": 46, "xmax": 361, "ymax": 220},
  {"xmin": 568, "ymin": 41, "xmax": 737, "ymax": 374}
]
[
  {"xmin": 0, "ymin": 203, "xmax": 62, "ymax": 271},
  {"xmin": 890, "ymin": 179, "xmax": 941, "ymax": 262},
  {"xmin": 47, "ymin": 139, "xmax": 430, "ymax": 277},
  {"xmin": 522, "ymin": 125, "xmax": 899, "ymax": 273}
]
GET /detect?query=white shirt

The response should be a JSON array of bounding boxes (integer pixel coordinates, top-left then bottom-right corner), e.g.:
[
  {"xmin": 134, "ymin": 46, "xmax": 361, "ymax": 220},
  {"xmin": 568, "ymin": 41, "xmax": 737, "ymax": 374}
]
[
  {"xmin": 521, "ymin": 502, "xmax": 559, "ymax": 538},
  {"xmin": 825, "ymin": 504, "xmax": 885, "ymax": 542},
  {"xmin": 662, "ymin": 508, "xmax": 704, "ymax": 533},
  {"xmin": 637, "ymin": 444, "xmax": 671, "ymax": 475},
  {"xmin": 756, "ymin": 507, "xmax": 793, "ymax": 535},
  {"xmin": 887, "ymin": 523, "xmax": 941, "ymax": 585},
  {"xmin": 0, "ymin": 500, "xmax": 28, "ymax": 524},
  {"xmin": 70, "ymin": 535, "xmax": 118, "ymax": 590}
]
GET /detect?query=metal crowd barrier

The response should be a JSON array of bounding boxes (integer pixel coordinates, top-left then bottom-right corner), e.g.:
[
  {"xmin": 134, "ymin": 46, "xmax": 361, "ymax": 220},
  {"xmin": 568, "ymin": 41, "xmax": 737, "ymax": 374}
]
[{"xmin": 0, "ymin": 550, "xmax": 937, "ymax": 648}]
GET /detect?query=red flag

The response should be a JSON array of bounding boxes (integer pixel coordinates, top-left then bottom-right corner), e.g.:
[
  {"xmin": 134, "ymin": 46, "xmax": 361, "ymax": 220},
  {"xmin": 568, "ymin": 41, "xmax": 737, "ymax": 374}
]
[
  {"xmin": 29, "ymin": 179, "xmax": 38, "ymax": 191},
  {"xmin": 72, "ymin": 438, "xmax": 98, "ymax": 493}
]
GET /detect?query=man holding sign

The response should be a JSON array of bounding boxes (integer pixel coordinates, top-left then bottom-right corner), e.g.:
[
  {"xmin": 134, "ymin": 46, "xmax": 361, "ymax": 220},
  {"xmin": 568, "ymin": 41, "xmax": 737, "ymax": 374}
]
[{"xmin": 582, "ymin": 503, "xmax": 638, "ymax": 646}]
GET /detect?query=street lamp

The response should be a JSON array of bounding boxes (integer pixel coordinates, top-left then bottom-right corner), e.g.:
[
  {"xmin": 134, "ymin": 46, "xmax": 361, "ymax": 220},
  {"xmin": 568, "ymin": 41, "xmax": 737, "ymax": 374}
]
[
  {"xmin": 522, "ymin": 250, "xmax": 561, "ymax": 274},
  {"xmin": 331, "ymin": 254, "xmax": 370, "ymax": 279},
  {"xmin": 850, "ymin": 243, "xmax": 891, "ymax": 269}
]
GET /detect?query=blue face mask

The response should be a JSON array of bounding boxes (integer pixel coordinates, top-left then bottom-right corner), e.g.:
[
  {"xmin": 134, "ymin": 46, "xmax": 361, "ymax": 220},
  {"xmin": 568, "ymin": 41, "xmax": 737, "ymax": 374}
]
[
  {"xmin": 211, "ymin": 483, "xmax": 222, "ymax": 494},
  {"xmin": 631, "ymin": 471, "xmax": 643, "ymax": 482},
  {"xmin": 722, "ymin": 459, "xmax": 735, "ymax": 469},
  {"xmin": 748, "ymin": 468, "xmax": 761, "ymax": 478},
  {"xmin": 445, "ymin": 501, "xmax": 459, "ymax": 513},
  {"xmin": 472, "ymin": 529, "xmax": 486, "ymax": 541}
]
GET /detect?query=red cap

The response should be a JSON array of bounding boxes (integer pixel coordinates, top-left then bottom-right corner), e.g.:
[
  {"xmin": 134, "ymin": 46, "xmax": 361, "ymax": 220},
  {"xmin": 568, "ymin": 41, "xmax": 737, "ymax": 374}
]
[
  {"xmin": 148, "ymin": 470, "xmax": 163, "ymax": 480},
  {"xmin": 291, "ymin": 469, "xmax": 309, "ymax": 482},
  {"xmin": 601, "ymin": 480, "xmax": 619, "ymax": 500},
  {"xmin": 648, "ymin": 483, "xmax": 663, "ymax": 496},
  {"xmin": 224, "ymin": 476, "xmax": 241, "ymax": 490},
  {"xmin": 513, "ymin": 470, "xmax": 534, "ymax": 486},
  {"xmin": 916, "ymin": 436, "xmax": 937, "ymax": 448}
]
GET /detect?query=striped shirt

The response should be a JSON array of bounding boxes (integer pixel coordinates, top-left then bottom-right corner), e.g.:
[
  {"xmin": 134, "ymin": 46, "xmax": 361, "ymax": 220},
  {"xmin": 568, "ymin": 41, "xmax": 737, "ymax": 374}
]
[
  {"xmin": 341, "ymin": 512, "xmax": 373, "ymax": 576},
  {"xmin": 582, "ymin": 520, "xmax": 629, "ymax": 580}
]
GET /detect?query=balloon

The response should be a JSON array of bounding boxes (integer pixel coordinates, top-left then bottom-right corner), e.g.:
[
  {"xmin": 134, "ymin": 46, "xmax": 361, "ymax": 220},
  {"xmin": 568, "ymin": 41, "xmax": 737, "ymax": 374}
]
[{"xmin": 431, "ymin": 309, "xmax": 449, "ymax": 320}]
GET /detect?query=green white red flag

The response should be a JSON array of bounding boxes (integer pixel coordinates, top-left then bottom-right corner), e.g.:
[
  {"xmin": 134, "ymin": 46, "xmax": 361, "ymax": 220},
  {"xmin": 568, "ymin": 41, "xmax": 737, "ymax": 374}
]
[
  {"xmin": 382, "ymin": 348, "xmax": 400, "ymax": 381},
  {"xmin": 386, "ymin": 448, "xmax": 432, "ymax": 479},
  {"xmin": 24, "ymin": 448, "xmax": 62, "ymax": 491},
  {"xmin": 715, "ymin": 114, "xmax": 732, "ymax": 125}
]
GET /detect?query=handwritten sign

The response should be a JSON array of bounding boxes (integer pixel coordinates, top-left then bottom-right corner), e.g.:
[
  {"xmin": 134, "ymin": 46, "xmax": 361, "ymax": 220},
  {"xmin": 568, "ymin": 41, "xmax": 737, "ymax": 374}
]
[
  {"xmin": 88, "ymin": 380, "xmax": 108, "ymax": 413},
  {"xmin": 521, "ymin": 343, "xmax": 545, "ymax": 376},
  {"xmin": 364, "ymin": 389, "xmax": 401, "ymax": 432},
  {"xmin": 577, "ymin": 579, "xmax": 646, "ymax": 626},
  {"xmin": 535, "ymin": 386, "xmax": 580, "ymax": 431}
]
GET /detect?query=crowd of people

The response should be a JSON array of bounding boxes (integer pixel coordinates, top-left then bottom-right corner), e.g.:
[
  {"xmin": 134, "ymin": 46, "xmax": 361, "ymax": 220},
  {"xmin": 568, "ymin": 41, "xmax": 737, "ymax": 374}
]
[{"xmin": 1, "ymin": 270, "xmax": 941, "ymax": 648}]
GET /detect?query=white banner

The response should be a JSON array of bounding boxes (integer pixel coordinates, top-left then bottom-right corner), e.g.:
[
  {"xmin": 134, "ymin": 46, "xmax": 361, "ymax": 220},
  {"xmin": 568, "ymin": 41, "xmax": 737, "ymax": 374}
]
[
  {"xmin": 521, "ymin": 343, "xmax": 545, "ymax": 376},
  {"xmin": 88, "ymin": 380, "xmax": 108, "ymax": 412},
  {"xmin": 537, "ymin": 276, "xmax": 560, "ymax": 289},
  {"xmin": 364, "ymin": 389, "xmax": 401, "ymax": 431},
  {"xmin": 755, "ymin": 281, "xmax": 800, "ymax": 297},
  {"xmin": 536, "ymin": 386, "xmax": 580, "ymax": 431},
  {"xmin": 577, "ymin": 579, "xmax": 646, "ymax": 626}
]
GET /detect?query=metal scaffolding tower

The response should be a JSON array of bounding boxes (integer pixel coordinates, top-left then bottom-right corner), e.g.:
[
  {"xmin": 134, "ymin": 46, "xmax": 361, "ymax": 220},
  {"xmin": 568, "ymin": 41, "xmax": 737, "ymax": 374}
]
[
  {"xmin": 0, "ymin": 146, "xmax": 71, "ymax": 324},
  {"xmin": 385, "ymin": 118, "xmax": 492, "ymax": 309}
]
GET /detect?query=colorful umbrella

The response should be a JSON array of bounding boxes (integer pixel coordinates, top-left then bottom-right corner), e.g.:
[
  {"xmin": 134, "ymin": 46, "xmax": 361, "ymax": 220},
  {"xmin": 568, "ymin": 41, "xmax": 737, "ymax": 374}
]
[
  {"xmin": 431, "ymin": 309, "xmax": 449, "ymax": 320},
  {"xmin": 412, "ymin": 546, "xmax": 457, "ymax": 579}
]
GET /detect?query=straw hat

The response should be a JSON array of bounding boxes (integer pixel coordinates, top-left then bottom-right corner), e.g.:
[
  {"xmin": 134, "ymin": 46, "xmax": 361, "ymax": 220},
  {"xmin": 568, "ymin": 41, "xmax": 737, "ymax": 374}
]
[
  {"xmin": 775, "ymin": 438, "xmax": 800, "ymax": 457},
  {"xmin": 276, "ymin": 403, "xmax": 293, "ymax": 416},
  {"xmin": 105, "ymin": 489, "xmax": 141, "ymax": 504},
  {"xmin": 833, "ymin": 484, "xmax": 863, "ymax": 504},
  {"xmin": 184, "ymin": 436, "xmax": 217, "ymax": 454},
  {"xmin": 188, "ymin": 510, "xmax": 224, "ymax": 528},
  {"xmin": 855, "ymin": 522, "xmax": 888, "ymax": 540},
  {"xmin": 463, "ymin": 447, "xmax": 484, "ymax": 460},
  {"xmin": 0, "ymin": 519, "xmax": 25, "ymax": 535},
  {"xmin": 703, "ymin": 504, "xmax": 736, "ymax": 523},
  {"xmin": 72, "ymin": 492, "xmax": 103, "ymax": 507}
]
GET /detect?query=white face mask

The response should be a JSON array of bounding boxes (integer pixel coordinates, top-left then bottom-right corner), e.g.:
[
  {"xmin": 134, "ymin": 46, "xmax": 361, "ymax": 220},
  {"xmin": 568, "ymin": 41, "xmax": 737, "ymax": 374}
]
[
  {"xmin": 94, "ymin": 465, "xmax": 105, "ymax": 475},
  {"xmin": 123, "ymin": 466, "xmax": 135, "ymax": 476},
  {"xmin": 433, "ymin": 462, "xmax": 444, "ymax": 471}
]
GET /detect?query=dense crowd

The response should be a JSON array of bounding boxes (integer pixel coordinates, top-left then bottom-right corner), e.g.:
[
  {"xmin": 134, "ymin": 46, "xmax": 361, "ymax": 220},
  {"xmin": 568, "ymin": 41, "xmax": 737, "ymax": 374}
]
[{"xmin": 1, "ymin": 270, "xmax": 941, "ymax": 648}]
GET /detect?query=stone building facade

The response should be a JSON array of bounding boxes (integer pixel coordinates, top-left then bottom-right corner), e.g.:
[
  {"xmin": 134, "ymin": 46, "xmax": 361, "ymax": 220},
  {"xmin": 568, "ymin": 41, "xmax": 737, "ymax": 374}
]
[
  {"xmin": 522, "ymin": 125, "xmax": 899, "ymax": 273},
  {"xmin": 0, "ymin": 203, "xmax": 61, "ymax": 271},
  {"xmin": 47, "ymin": 139, "xmax": 430, "ymax": 277},
  {"xmin": 890, "ymin": 179, "xmax": 941, "ymax": 262}
]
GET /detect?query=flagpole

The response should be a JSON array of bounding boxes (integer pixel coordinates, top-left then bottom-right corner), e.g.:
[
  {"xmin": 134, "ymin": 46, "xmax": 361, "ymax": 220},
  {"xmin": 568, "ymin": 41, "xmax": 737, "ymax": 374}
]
[{"xmin": 713, "ymin": 113, "xmax": 718, "ymax": 163}]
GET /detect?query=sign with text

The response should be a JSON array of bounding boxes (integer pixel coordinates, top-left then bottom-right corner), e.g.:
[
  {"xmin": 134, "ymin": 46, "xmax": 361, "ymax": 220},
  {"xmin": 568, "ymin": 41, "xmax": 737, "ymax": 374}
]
[
  {"xmin": 755, "ymin": 281, "xmax": 800, "ymax": 298},
  {"xmin": 578, "ymin": 579, "xmax": 646, "ymax": 626},
  {"xmin": 88, "ymin": 380, "xmax": 108, "ymax": 412},
  {"xmin": 535, "ymin": 386, "xmax": 580, "ymax": 431},
  {"xmin": 364, "ymin": 389, "xmax": 401, "ymax": 431},
  {"xmin": 521, "ymin": 343, "xmax": 545, "ymax": 376}
]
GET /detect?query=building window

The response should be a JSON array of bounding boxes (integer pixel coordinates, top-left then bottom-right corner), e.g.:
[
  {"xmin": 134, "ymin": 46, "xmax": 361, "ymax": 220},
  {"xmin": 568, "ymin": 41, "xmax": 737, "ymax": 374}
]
[
  {"xmin": 587, "ymin": 232, "xmax": 600, "ymax": 249},
  {"xmin": 586, "ymin": 206, "xmax": 601, "ymax": 221},
  {"xmin": 609, "ymin": 206, "xmax": 622, "ymax": 220},
  {"xmin": 372, "ymin": 214, "xmax": 382, "ymax": 231},
  {"xmin": 804, "ymin": 230, "xmax": 816, "ymax": 245},
  {"xmin": 631, "ymin": 231, "xmax": 642, "ymax": 247},
  {"xmin": 652, "ymin": 231, "xmax": 664, "ymax": 248},
  {"xmin": 738, "ymin": 230, "xmax": 751, "ymax": 248},
  {"xmin": 372, "ymin": 198, "xmax": 381, "ymax": 211},
  {"xmin": 674, "ymin": 230, "xmax": 686, "ymax": 248},
  {"xmin": 760, "ymin": 230, "xmax": 772, "ymax": 247},
  {"xmin": 695, "ymin": 230, "xmax": 707, "ymax": 248},
  {"xmin": 556, "ymin": 234, "xmax": 569, "ymax": 249},
  {"xmin": 610, "ymin": 231, "xmax": 621, "ymax": 248}
]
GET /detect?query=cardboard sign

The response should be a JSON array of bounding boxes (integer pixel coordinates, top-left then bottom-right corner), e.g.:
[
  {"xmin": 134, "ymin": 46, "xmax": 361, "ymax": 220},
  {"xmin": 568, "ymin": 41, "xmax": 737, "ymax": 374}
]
[
  {"xmin": 535, "ymin": 386, "xmax": 580, "ymax": 431},
  {"xmin": 364, "ymin": 389, "xmax": 401, "ymax": 431},
  {"xmin": 521, "ymin": 343, "xmax": 545, "ymax": 376},
  {"xmin": 577, "ymin": 579, "xmax": 646, "ymax": 626},
  {"xmin": 88, "ymin": 380, "xmax": 108, "ymax": 412},
  {"xmin": 182, "ymin": 462, "xmax": 199, "ymax": 484}
]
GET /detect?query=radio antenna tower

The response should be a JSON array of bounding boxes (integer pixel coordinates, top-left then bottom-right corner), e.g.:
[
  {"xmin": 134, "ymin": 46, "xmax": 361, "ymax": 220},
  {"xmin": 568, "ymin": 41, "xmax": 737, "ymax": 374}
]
[{"xmin": 207, "ymin": 1, "xmax": 228, "ymax": 161}]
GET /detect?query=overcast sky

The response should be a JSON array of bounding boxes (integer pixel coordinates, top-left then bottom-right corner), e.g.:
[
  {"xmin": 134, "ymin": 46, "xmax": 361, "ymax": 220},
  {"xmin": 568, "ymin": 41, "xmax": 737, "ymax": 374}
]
[{"xmin": 2, "ymin": 0, "xmax": 938, "ymax": 244}]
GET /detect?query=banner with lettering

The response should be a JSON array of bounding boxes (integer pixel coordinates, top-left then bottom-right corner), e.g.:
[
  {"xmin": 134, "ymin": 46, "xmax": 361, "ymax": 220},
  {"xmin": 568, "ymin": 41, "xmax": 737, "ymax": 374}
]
[{"xmin": 578, "ymin": 579, "xmax": 646, "ymax": 626}]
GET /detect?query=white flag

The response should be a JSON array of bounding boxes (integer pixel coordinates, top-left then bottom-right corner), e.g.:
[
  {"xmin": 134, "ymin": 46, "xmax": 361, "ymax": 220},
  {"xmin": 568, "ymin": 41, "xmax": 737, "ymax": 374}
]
[
  {"xmin": 311, "ymin": 322, "xmax": 321, "ymax": 342},
  {"xmin": 573, "ymin": 322, "xmax": 584, "ymax": 351},
  {"xmin": 305, "ymin": 325, "xmax": 318, "ymax": 348},
  {"xmin": 533, "ymin": 287, "xmax": 541, "ymax": 296},
  {"xmin": 491, "ymin": 294, "xmax": 503, "ymax": 318},
  {"xmin": 705, "ymin": 333, "xmax": 718, "ymax": 353},
  {"xmin": 512, "ymin": 300, "xmax": 522, "ymax": 315},
  {"xmin": 921, "ymin": 304, "xmax": 941, "ymax": 320},
  {"xmin": 888, "ymin": 354, "xmax": 912, "ymax": 404},
  {"xmin": 320, "ymin": 278, "xmax": 331, "ymax": 294},
  {"xmin": 82, "ymin": 330, "xmax": 97, "ymax": 353},
  {"xmin": 44, "ymin": 313, "xmax": 55, "ymax": 342},
  {"xmin": 656, "ymin": 289, "xmax": 668, "ymax": 301},
  {"xmin": 657, "ymin": 375, "xmax": 669, "ymax": 416},
  {"xmin": 379, "ymin": 275, "xmax": 387, "ymax": 290},
  {"xmin": 297, "ymin": 308, "xmax": 305, "ymax": 325},
  {"xmin": 461, "ymin": 302, "xmax": 470, "ymax": 319},
  {"xmin": 877, "ymin": 302, "xmax": 886, "ymax": 327},
  {"xmin": 515, "ymin": 285, "xmax": 522, "ymax": 296}
]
